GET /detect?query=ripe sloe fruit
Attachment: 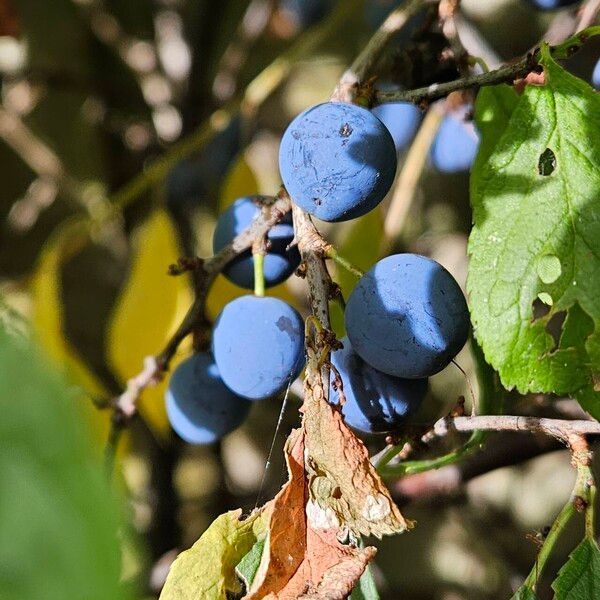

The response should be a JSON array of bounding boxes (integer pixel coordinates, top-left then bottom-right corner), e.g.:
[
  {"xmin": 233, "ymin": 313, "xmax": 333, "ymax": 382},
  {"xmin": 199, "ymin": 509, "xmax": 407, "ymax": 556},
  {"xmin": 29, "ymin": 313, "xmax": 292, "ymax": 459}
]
[
  {"xmin": 593, "ymin": 59, "xmax": 600, "ymax": 90},
  {"xmin": 345, "ymin": 254, "xmax": 470, "ymax": 379},
  {"xmin": 329, "ymin": 337, "xmax": 427, "ymax": 434},
  {"xmin": 279, "ymin": 102, "xmax": 397, "ymax": 222},
  {"xmin": 372, "ymin": 101, "xmax": 421, "ymax": 152},
  {"xmin": 166, "ymin": 353, "xmax": 251, "ymax": 444},
  {"xmin": 430, "ymin": 106, "xmax": 479, "ymax": 173},
  {"xmin": 212, "ymin": 295, "xmax": 305, "ymax": 399},
  {"xmin": 213, "ymin": 196, "xmax": 300, "ymax": 289},
  {"xmin": 526, "ymin": 0, "xmax": 580, "ymax": 9}
]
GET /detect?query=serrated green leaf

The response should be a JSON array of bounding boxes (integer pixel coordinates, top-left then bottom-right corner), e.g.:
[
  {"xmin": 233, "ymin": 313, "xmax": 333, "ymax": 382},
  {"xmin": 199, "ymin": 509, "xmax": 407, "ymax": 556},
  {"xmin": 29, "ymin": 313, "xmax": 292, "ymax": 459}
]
[
  {"xmin": 349, "ymin": 562, "xmax": 379, "ymax": 600},
  {"xmin": 235, "ymin": 536, "xmax": 266, "ymax": 590},
  {"xmin": 510, "ymin": 586, "xmax": 539, "ymax": 600},
  {"xmin": 552, "ymin": 538, "xmax": 600, "ymax": 599},
  {"xmin": 0, "ymin": 331, "xmax": 129, "ymax": 600},
  {"xmin": 468, "ymin": 47, "xmax": 600, "ymax": 416},
  {"xmin": 159, "ymin": 509, "xmax": 268, "ymax": 600}
]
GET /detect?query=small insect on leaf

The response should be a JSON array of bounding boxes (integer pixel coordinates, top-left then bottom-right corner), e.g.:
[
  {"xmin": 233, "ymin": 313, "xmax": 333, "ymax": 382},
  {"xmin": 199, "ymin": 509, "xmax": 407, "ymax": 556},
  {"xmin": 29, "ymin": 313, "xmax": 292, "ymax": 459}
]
[{"xmin": 538, "ymin": 148, "xmax": 556, "ymax": 176}]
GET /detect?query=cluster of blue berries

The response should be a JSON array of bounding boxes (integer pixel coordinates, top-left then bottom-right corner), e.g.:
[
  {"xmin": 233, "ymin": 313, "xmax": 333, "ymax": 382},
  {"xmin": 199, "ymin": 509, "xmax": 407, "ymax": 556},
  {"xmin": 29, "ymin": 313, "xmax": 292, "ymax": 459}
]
[{"xmin": 166, "ymin": 99, "xmax": 471, "ymax": 443}]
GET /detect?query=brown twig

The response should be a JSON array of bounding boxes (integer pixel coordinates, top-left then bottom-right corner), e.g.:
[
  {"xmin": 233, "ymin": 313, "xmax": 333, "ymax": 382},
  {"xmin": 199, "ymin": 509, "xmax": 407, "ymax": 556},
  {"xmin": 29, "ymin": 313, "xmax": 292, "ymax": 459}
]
[
  {"xmin": 428, "ymin": 414, "xmax": 600, "ymax": 445},
  {"xmin": 375, "ymin": 26, "xmax": 600, "ymax": 105}
]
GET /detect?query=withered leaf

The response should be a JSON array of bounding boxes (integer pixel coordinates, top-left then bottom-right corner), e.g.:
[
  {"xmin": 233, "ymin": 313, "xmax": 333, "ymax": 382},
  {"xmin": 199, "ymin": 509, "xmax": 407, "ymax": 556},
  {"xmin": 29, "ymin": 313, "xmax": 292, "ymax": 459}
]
[
  {"xmin": 244, "ymin": 429, "xmax": 376, "ymax": 599},
  {"xmin": 301, "ymin": 366, "xmax": 411, "ymax": 538}
]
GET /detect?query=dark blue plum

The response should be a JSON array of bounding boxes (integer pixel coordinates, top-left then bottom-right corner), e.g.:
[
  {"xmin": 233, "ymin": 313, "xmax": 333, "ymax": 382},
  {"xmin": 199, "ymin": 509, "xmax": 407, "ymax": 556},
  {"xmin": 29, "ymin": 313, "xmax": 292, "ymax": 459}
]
[
  {"xmin": 329, "ymin": 337, "xmax": 427, "ymax": 434},
  {"xmin": 345, "ymin": 254, "xmax": 470, "ymax": 379},
  {"xmin": 166, "ymin": 353, "xmax": 251, "ymax": 444},
  {"xmin": 279, "ymin": 102, "xmax": 397, "ymax": 222},
  {"xmin": 593, "ymin": 59, "xmax": 600, "ymax": 90},
  {"xmin": 280, "ymin": 0, "xmax": 332, "ymax": 29},
  {"xmin": 212, "ymin": 295, "xmax": 305, "ymax": 400},
  {"xmin": 213, "ymin": 196, "xmax": 300, "ymax": 289},
  {"xmin": 526, "ymin": 0, "xmax": 580, "ymax": 9},
  {"xmin": 372, "ymin": 101, "xmax": 421, "ymax": 152},
  {"xmin": 430, "ymin": 107, "xmax": 479, "ymax": 173}
]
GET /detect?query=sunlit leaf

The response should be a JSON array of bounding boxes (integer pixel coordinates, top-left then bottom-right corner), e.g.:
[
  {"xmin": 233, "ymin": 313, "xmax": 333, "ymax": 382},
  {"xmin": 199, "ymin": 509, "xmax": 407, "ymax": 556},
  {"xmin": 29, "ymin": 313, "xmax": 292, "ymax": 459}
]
[{"xmin": 468, "ymin": 47, "xmax": 600, "ymax": 417}]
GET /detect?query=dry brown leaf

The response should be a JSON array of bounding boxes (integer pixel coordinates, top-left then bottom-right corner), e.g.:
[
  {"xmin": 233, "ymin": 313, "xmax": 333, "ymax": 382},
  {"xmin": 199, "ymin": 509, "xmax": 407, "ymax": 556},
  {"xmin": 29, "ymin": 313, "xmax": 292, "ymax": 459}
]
[
  {"xmin": 244, "ymin": 429, "xmax": 376, "ymax": 599},
  {"xmin": 301, "ymin": 365, "xmax": 412, "ymax": 539}
]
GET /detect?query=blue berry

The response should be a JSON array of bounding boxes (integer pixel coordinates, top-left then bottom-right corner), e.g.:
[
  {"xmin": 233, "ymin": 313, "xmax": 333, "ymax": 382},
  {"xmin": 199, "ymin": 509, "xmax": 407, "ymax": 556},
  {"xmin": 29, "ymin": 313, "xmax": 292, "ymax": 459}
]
[
  {"xmin": 593, "ymin": 59, "xmax": 600, "ymax": 90},
  {"xmin": 279, "ymin": 102, "xmax": 397, "ymax": 222},
  {"xmin": 280, "ymin": 0, "xmax": 332, "ymax": 29},
  {"xmin": 166, "ymin": 353, "xmax": 251, "ymax": 444},
  {"xmin": 329, "ymin": 337, "xmax": 427, "ymax": 434},
  {"xmin": 212, "ymin": 295, "xmax": 305, "ymax": 399},
  {"xmin": 345, "ymin": 254, "xmax": 470, "ymax": 378},
  {"xmin": 430, "ymin": 107, "xmax": 479, "ymax": 173},
  {"xmin": 526, "ymin": 0, "xmax": 580, "ymax": 9},
  {"xmin": 213, "ymin": 196, "xmax": 300, "ymax": 289},
  {"xmin": 372, "ymin": 101, "xmax": 421, "ymax": 152}
]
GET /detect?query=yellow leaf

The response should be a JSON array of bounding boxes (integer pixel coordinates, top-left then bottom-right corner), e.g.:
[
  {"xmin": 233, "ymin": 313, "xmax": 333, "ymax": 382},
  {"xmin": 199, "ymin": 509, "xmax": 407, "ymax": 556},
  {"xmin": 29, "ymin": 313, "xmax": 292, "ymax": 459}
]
[
  {"xmin": 30, "ymin": 220, "xmax": 111, "ymax": 444},
  {"xmin": 219, "ymin": 153, "xmax": 259, "ymax": 210},
  {"xmin": 107, "ymin": 209, "xmax": 193, "ymax": 437},
  {"xmin": 159, "ymin": 509, "xmax": 268, "ymax": 600}
]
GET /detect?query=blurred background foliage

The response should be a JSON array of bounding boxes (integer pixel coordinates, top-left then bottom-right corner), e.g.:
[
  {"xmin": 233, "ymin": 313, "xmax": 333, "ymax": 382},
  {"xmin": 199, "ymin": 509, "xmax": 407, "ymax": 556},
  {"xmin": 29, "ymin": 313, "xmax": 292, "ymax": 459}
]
[{"xmin": 0, "ymin": 0, "xmax": 599, "ymax": 598}]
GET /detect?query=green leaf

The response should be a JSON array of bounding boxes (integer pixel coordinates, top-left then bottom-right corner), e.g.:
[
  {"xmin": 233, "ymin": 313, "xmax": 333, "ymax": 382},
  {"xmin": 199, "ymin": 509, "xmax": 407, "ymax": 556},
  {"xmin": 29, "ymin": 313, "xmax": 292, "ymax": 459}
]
[
  {"xmin": 468, "ymin": 47, "xmax": 600, "ymax": 416},
  {"xmin": 510, "ymin": 586, "xmax": 539, "ymax": 600},
  {"xmin": 159, "ymin": 509, "xmax": 268, "ymax": 600},
  {"xmin": 0, "ymin": 331, "xmax": 129, "ymax": 600},
  {"xmin": 552, "ymin": 538, "xmax": 600, "ymax": 599},
  {"xmin": 235, "ymin": 537, "xmax": 266, "ymax": 590},
  {"xmin": 349, "ymin": 562, "xmax": 380, "ymax": 600},
  {"xmin": 473, "ymin": 84, "xmax": 519, "ymax": 170}
]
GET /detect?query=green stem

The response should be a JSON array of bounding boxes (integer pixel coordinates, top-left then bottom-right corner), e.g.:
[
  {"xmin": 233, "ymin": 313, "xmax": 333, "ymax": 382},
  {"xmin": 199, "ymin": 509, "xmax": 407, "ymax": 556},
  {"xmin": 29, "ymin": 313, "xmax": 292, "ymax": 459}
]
[
  {"xmin": 575, "ymin": 464, "xmax": 596, "ymax": 539},
  {"xmin": 522, "ymin": 498, "xmax": 577, "ymax": 591},
  {"xmin": 325, "ymin": 247, "xmax": 364, "ymax": 278},
  {"xmin": 377, "ymin": 339, "xmax": 497, "ymax": 476},
  {"xmin": 254, "ymin": 253, "xmax": 265, "ymax": 297},
  {"xmin": 521, "ymin": 460, "xmax": 596, "ymax": 591}
]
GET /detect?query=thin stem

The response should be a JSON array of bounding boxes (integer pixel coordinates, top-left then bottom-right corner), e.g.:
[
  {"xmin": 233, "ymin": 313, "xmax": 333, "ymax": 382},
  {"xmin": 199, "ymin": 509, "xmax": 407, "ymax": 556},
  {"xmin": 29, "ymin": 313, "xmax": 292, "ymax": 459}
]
[
  {"xmin": 522, "ymin": 497, "xmax": 577, "ymax": 591},
  {"xmin": 254, "ymin": 253, "xmax": 266, "ymax": 297},
  {"xmin": 325, "ymin": 247, "xmax": 364, "ymax": 278},
  {"xmin": 574, "ymin": 463, "xmax": 596, "ymax": 539},
  {"xmin": 331, "ymin": 0, "xmax": 430, "ymax": 102},
  {"xmin": 521, "ymin": 458, "xmax": 596, "ymax": 590},
  {"xmin": 377, "ymin": 340, "xmax": 497, "ymax": 476},
  {"xmin": 375, "ymin": 26, "xmax": 600, "ymax": 106}
]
